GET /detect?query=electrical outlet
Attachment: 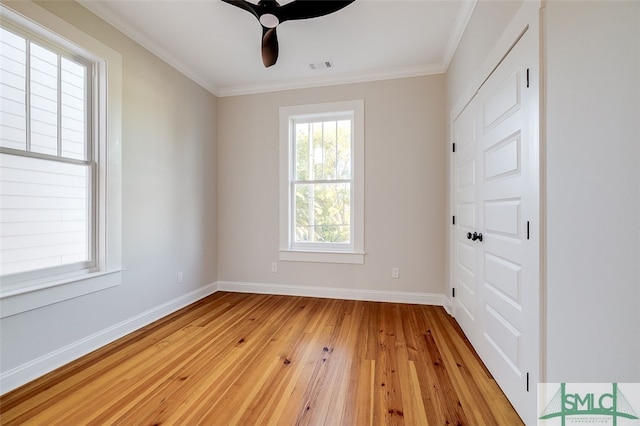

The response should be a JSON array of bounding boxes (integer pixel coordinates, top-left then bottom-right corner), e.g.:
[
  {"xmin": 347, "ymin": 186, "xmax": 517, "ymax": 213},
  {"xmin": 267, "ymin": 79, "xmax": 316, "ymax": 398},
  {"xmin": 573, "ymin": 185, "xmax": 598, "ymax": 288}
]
[
  {"xmin": 271, "ymin": 263, "xmax": 278, "ymax": 273},
  {"xmin": 177, "ymin": 272, "xmax": 184, "ymax": 284},
  {"xmin": 391, "ymin": 267, "xmax": 400, "ymax": 279}
]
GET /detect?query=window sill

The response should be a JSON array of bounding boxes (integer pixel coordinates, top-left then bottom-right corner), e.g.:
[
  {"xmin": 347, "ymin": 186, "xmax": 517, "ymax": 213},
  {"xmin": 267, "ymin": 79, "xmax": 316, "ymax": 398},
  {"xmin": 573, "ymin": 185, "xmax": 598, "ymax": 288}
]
[
  {"xmin": 279, "ymin": 250, "xmax": 365, "ymax": 264},
  {"xmin": 0, "ymin": 269, "xmax": 123, "ymax": 318}
]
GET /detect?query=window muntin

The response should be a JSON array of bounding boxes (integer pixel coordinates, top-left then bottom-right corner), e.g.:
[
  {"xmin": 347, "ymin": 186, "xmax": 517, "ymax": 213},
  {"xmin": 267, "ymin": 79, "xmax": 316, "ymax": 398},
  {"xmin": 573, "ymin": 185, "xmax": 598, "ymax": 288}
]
[
  {"xmin": 0, "ymin": 23, "xmax": 95, "ymax": 280},
  {"xmin": 291, "ymin": 115, "xmax": 354, "ymax": 250}
]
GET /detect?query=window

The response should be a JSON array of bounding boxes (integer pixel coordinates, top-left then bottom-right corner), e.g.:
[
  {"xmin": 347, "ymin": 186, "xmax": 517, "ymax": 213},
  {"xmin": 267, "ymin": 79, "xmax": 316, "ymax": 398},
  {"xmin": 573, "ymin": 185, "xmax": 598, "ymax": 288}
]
[
  {"xmin": 1, "ymin": 24, "xmax": 94, "ymax": 279},
  {"xmin": 279, "ymin": 100, "xmax": 364, "ymax": 264},
  {"xmin": 0, "ymin": 2, "xmax": 122, "ymax": 317}
]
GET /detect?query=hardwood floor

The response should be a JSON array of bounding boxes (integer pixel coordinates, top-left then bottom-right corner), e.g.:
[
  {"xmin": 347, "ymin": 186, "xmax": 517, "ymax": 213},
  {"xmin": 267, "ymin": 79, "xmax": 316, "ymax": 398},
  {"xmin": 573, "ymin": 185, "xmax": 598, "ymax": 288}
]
[{"xmin": 0, "ymin": 292, "xmax": 523, "ymax": 425}]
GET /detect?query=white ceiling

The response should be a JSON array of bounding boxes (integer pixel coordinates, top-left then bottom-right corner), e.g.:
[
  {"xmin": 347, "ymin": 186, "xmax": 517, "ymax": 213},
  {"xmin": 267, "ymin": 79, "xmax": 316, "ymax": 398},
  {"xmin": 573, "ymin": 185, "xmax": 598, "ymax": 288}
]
[{"xmin": 79, "ymin": 0, "xmax": 477, "ymax": 97}]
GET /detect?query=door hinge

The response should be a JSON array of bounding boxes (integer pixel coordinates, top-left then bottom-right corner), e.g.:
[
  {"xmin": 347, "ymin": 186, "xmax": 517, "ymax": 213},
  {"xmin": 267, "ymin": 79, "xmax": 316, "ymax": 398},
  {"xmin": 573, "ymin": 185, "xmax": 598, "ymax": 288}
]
[
  {"xmin": 526, "ymin": 221, "xmax": 530, "ymax": 240},
  {"xmin": 452, "ymin": 142, "xmax": 456, "ymax": 153},
  {"xmin": 452, "ymin": 215, "xmax": 456, "ymax": 225},
  {"xmin": 526, "ymin": 68, "xmax": 530, "ymax": 88},
  {"xmin": 526, "ymin": 372, "xmax": 530, "ymax": 392},
  {"xmin": 452, "ymin": 288, "xmax": 456, "ymax": 298}
]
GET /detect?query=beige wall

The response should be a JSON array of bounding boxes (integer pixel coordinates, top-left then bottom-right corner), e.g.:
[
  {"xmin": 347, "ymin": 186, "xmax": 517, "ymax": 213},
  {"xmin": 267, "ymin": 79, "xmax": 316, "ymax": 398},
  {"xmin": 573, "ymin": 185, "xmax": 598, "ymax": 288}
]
[
  {"xmin": 218, "ymin": 76, "xmax": 447, "ymax": 294},
  {"xmin": 0, "ymin": 1, "xmax": 218, "ymax": 375}
]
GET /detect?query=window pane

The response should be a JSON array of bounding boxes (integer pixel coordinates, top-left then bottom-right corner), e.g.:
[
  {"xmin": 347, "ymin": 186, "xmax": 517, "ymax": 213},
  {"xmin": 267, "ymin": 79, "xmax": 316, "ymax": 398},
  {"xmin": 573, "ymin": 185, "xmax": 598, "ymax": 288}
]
[
  {"xmin": 295, "ymin": 119, "xmax": 351, "ymax": 182},
  {"xmin": 322, "ymin": 120, "xmax": 337, "ymax": 179},
  {"xmin": 336, "ymin": 119, "xmax": 351, "ymax": 179},
  {"xmin": 294, "ymin": 183, "xmax": 311, "ymax": 242},
  {"xmin": 294, "ymin": 122, "xmax": 309, "ymax": 181},
  {"xmin": 61, "ymin": 58, "xmax": 86, "ymax": 160},
  {"xmin": 0, "ymin": 27, "xmax": 27, "ymax": 151},
  {"xmin": 0, "ymin": 153, "xmax": 90, "ymax": 276},
  {"xmin": 294, "ymin": 182, "xmax": 350, "ymax": 244},
  {"xmin": 311, "ymin": 122, "xmax": 323, "ymax": 180},
  {"xmin": 1, "ymin": 31, "xmax": 88, "ymax": 161},
  {"xmin": 30, "ymin": 42, "xmax": 59, "ymax": 156}
]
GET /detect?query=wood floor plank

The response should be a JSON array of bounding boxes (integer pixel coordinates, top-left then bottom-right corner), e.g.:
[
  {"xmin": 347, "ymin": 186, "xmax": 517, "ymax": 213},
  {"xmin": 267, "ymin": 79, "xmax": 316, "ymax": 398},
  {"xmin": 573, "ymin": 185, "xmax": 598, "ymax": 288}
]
[
  {"xmin": 425, "ymin": 306, "xmax": 522, "ymax": 425},
  {"xmin": 233, "ymin": 302, "xmax": 321, "ymax": 424},
  {"xmin": 0, "ymin": 293, "xmax": 523, "ymax": 425},
  {"xmin": 0, "ymin": 295, "xmax": 238, "ymax": 425},
  {"xmin": 94, "ymin": 293, "xmax": 273, "ymax": 425},
  {"xmin": 160, "ymin": 295, "xmax": 308, "ymax": 425}
]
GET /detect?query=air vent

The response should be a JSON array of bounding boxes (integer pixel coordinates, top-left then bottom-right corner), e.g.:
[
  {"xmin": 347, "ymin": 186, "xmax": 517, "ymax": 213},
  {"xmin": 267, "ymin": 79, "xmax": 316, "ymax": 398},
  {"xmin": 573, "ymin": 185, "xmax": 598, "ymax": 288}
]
[{"xmin": 309, "ymin": 60, "xmax": 334, "ymax": 70}]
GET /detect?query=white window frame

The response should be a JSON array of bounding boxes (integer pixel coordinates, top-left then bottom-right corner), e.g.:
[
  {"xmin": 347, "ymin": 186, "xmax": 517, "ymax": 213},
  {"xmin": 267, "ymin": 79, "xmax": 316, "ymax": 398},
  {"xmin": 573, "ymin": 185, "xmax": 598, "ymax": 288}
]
[
  {"xmin": 0, "ymin": 2, "xmax": 122, "ymax": 318},
  {"xmin": 279, "ymin": 100, "xmax": 365, "ymax": 264}
]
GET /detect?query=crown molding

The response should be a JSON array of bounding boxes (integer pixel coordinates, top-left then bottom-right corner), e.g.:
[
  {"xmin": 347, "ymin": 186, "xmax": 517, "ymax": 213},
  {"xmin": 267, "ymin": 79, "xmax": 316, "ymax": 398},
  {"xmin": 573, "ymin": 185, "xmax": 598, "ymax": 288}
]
[
  {"xmin": 217, "ymin": 62, "xmax": 446, "ymax": 97},
  {"xmin": 77, "ymin": 0, "xmax": 221, "ymax": 96},
  {"xmin": 442, "ymin": 0, "xmax": 478, "ymax": 70}
]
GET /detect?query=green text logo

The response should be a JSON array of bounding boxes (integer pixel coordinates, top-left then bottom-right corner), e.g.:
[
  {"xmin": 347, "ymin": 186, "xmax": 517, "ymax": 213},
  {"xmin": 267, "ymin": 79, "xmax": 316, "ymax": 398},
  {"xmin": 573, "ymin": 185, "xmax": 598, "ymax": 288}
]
[{"xmin": 539, "ymin": 383, "xmax": 639, "ymax": 426}]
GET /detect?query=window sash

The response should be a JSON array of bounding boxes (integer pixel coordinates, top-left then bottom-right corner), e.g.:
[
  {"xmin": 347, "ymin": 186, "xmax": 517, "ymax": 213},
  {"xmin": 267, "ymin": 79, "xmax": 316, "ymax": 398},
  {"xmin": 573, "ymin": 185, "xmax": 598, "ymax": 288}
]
[
  {"xmin": 289, "ymin": 115, "xmax": 355, "ymax": 252},
  {"xmin": 0, "ymin": 19, "xmax": 96, "ymax": 282},
  {"xmin": 291, "ymin": 180, "xmax": 353, "ymax": 249},
  {"xmin": 0, "ymin": 23, "xmax": 92, "ymax": 161},
  {"xmin": 0, "ymin": 152, "xmax": 96, "ymax": 283}
]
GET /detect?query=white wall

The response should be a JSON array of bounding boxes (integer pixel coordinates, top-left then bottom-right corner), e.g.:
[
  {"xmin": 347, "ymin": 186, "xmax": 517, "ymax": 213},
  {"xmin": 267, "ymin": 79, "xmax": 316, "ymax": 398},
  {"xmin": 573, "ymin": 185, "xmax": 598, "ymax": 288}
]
[
  {"xmin": 217, "ymin": 76, "xmax": 447, "ymax": 297},
  {"xmin": 447, "ymin": 0, "xmax": 640, "ymax": 383},
  {"xmin": 0, "ymin": 1, "xmax": 218, "ymax": 388},
  {"xmin": 446, "ymin": 0, "xmax": 523, "ymax": 110},
  {"xmin": 543, "ymin": 0, "xmax": 640, "ymax": 382}
]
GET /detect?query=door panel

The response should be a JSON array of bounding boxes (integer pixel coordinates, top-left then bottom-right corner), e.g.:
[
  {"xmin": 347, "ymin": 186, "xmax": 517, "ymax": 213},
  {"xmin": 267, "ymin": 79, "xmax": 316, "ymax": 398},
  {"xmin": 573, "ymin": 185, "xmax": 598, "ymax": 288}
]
[
  {"xmin": 452, "ymin": 27, "xmax": 539, "ymax": 424},
  {"xmin": 484, "ymin": 134, "xmax": 521, "ymax": 180},
  {"xmin": 477, "ymin": 29, "xmax": 536, "ymax": 423},
  {"xmin": 453, "ymin": 98, "xmax": 479, "ymax": 345},
  {"xmin": 484, "ymin": 199, "xmax": 521, "ymax": 236},
  {"xmin": 457, "ymin": 159, "xmax": 475, "ymax": 188},
  {"xmin": 484, "ymin": 303, "xmax": 522, "ymax": 371},
  {"xmin": 484, "ymin": 252, "xmax": 521, "ymax": 302},
  {"xmin": 457, "ymin": 203, "xmax": 475, "ymax": 228},
  {"xmin": 483, "ymin": 70, "xmax": 522, "ymax": 131}
]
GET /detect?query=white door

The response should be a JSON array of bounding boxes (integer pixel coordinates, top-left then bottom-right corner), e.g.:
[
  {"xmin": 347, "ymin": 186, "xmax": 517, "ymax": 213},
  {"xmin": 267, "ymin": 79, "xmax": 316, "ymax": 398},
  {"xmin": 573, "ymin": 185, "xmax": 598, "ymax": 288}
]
[
  {"xmin": 452, "ymin": 97, "xmax": 479, "ymax": 346},
  {"xmin": 452, "ymin": 28, "xmax": 539, "ymax": 424}
]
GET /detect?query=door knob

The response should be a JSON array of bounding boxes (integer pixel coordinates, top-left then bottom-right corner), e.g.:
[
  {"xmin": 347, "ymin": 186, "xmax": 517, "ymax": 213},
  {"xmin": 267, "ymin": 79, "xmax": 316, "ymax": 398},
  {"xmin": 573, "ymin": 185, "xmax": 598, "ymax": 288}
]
[
  {"xmin": 471, "ymin": 232, "xmax": 483, "ymax": 242},
  {"xmin": 467, "ymin": 232, "xmax": 472, "ymax": 240}
]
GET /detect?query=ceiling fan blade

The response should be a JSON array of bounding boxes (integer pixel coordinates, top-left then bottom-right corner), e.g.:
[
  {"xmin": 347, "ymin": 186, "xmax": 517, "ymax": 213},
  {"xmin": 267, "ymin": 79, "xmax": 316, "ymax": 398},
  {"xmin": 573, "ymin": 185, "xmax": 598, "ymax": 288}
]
[
  {"xmin": 222, "ymin": 0, "xmax": 353, "ymax": 67},
  {"xmin": 277, "ymin": 0, "xmax": 355, "ymax": 23},
  {"xmin": 262, "ymin": 26, "xmax": 279, "ymax": 67},
  {"xmin": 221, "ymin": 0, "xmax": 260, "ymax": 20}
]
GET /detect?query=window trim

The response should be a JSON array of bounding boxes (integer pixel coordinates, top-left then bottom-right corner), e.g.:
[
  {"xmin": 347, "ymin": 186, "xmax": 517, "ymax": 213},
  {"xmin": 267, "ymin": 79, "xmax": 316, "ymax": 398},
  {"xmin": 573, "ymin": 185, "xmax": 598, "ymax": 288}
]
[
  {"xmin": 0, "ymin": 2, "xmax": 122, "ymax": 318},
  {"xmin": 279, "ymin": 100, "xmax": 365, "ymax": 264}
]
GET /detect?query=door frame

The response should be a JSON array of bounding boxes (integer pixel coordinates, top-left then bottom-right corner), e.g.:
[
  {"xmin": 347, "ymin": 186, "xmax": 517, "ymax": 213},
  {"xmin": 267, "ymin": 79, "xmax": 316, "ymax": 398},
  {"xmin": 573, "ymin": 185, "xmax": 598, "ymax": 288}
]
[{"xmin": 447, "ymin": 1, "xmax": 543, "ymax": 423}]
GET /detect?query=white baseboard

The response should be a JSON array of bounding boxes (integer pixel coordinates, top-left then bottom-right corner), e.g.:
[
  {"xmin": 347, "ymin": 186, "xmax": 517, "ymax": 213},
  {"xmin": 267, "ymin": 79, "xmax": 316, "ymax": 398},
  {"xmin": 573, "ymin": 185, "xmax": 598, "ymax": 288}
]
[
  {"xmin": 216, "ymin": 280, "xmax": 445, "ymax": 306},
  {"xmin": 0, "ymin": 282, "xmax": 218, "ymax": 395},
  {"xmin": 442, "ymin": 296, "xmax": 454, "ymax": 316}
]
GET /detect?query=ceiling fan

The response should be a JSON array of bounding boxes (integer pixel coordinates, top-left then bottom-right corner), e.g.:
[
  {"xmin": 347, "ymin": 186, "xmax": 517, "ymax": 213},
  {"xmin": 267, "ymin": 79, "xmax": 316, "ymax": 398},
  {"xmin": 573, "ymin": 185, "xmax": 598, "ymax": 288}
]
[{"xmin": 222, "ymin": 0, "xmax": 355, "ymax": 68}]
